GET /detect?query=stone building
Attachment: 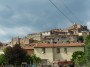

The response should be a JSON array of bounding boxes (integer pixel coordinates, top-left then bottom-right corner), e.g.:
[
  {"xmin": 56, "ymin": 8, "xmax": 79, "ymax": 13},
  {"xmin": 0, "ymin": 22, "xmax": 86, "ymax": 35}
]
[
  {"xmin": 10, "ymin": 37, "xmax": 34, "ymax": 46},
  {"xmin": 9, "ymin": 23, "xmax": 90, "ymax": 46},
  {"xmin": 68, "ymin": 23, "xmax": 89, "ymax": 36},
  {"xmin": 43, "ymin": 35, "xmax": 78, "ymax": 44},
  {"xmin": 41, "ymin": 24, "xmax": 90, "ymax": 44},
  {"xmin": 27, "ymin": 33, "xmax": 42, "ymax": 41}
]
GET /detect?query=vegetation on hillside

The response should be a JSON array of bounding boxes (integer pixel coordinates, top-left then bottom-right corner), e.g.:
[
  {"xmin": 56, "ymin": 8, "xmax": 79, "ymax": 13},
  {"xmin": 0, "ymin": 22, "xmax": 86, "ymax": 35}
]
[{"xmin": 0, "ymin": 44, "xmax": 41, "ymax": 66}]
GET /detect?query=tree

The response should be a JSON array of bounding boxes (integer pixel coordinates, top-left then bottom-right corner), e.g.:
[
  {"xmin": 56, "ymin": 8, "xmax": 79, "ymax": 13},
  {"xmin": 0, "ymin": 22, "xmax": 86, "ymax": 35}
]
[
  {"xmin": 78, "ymin": 36, "xmax": 84, "ymax": 43},
  {"xmin": 32, "ymin": 55, "xmax": 41, "ymax": 67},
  {"xmin": 85, "ymin": 35, "xmax": 90, "ymax": 44},
  {"xmin": 85, "ymin": 35, "xmax": 90, "ymax": 67},
  {"xmin": 4, "ymin": 46, "xmax": 14, "ymax": 64},
  {"xmin": 72, "ymin": 51, "xmax": 85, "ymax": 67},
  {"xmin": 12, "ymin": 44, "xmax": 27, "ymax": 65},
  {"xmin": 4, "ymin": 44, "xmax": 27, "ymax": 65},
  {"xmin": 0, "ymin": 54, "xmax": 7, "ymax": 66},
  {"xmin": 66, "ymin": 40, "xmax": 70, "ymax": 43},
  {"xmin": 24, "ymin": 55, "xmax": 33, "ymax": 64}
]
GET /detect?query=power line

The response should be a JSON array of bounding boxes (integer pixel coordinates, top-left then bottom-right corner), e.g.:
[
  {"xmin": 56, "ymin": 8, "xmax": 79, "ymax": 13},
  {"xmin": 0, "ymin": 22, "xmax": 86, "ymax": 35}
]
[
  {"xmin": 49, "ymin": 0, "xmax": 74, "ymax": 24},
  {"xmin": 59, "ymin": 0, "xmax": 83, "ymax": 23}
]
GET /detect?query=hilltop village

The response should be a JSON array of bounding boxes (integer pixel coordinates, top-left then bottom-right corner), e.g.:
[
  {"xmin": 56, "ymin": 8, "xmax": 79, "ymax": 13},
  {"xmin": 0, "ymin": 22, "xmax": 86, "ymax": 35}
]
[
  {"xmin": 9, "ymin": 23, "xmax": 89, "ymax": 45},
  {"xmin": 0, "ymin": 23, "xmax": 89, "ymax": 67}
]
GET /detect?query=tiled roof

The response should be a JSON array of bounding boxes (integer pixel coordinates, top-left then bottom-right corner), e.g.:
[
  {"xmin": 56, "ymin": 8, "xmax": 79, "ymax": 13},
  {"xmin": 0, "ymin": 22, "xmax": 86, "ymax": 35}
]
[
  {"xmin": 23, "ymin": 46, "xmax": 34, "ymax": 50},
  {"xmin": 34, "ymin": 43, "xmax": 84, "ymax": 48},
  {"xmin": 58, "ymin": 61, "xmax": 73, "ymax": 65}
]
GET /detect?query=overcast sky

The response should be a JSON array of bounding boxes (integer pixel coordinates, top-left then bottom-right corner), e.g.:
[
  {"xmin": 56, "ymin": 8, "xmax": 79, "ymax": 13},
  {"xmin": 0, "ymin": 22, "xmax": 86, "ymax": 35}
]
[{"xmin": 0, "ymin": 0, "xmax": 90, "ymax": 42}]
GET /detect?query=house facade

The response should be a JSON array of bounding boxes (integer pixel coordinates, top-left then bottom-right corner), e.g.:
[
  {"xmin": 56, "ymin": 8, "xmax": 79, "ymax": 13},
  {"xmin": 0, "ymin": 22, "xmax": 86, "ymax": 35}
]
[{"xmin": 34, "ymin": 43, "xmax": 84, "ymax": 67}]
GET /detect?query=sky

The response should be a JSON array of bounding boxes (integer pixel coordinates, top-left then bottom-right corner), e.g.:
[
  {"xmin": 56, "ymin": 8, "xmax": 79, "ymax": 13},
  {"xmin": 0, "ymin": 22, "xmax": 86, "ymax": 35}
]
[{"xmin": 0, "ymin": 0, "xmax": 90, "ymax": 42}]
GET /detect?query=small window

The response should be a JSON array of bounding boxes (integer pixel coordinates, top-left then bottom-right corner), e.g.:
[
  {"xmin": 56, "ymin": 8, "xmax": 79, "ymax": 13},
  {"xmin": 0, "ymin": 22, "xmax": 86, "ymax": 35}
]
[
  {"xmin": 56, "ymin": 48, "xmax": 60, "ymax": 53},
  {"xmin": 42, "ymin": 48, "xmax": 45, "ymax": 53},
  {"xmin": 64, "ymin": 48, "xmax": 67, "ymax": 53}
]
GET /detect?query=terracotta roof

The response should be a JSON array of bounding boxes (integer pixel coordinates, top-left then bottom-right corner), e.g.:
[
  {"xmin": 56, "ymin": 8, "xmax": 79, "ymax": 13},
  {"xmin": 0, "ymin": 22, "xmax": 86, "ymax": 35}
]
[
  {"xmin": 34, "ymin": 43, "xmax": 84, "ymax": 48},
  {"xmin": 23, "ymin": 46, "xmax": 34, "ymax": 50},
  {"xmin": 58, "ymin": 61, "xmax": 73, "ymax": 65}
]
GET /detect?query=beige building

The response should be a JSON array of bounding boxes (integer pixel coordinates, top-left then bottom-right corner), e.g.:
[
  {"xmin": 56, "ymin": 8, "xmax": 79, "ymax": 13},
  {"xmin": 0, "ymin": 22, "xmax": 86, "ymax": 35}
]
[
  {"xmin": 68, "ymin": 23, "xmax": 89, "ymax": 36},
  {"xmin": 8, "ymin": 24, "xmax": 89, "ymax": 47},
  {"xmin": 11, "ymin": 37, "xmax": 20, "ymax": 45},
  {"xmin": 27, "ymin": 33, "xmax": 42, "ymax": 41},
  {"xmin": 0, "ymin": 46, "xmax": 4, "ymax": 54},
  {"xmin": 43, "ymin": 35, "xmax": 78, "ymax": 44},
  {"xmin": 20, "ymin": 38, "xmax": 33, "ymax": 45},
  {"xmin": 26, "ymin": 24, "xmax": 90, "ymax": 43},
  {"xmin": 10, "ymin": 37, "xmax": 34, "ymax": 46},
  {"xmin": 34, "ymin": 43, "xmax": 84, "ymax": 67},
  {"xmin": 23, "ymin": 46, "xmax": 34, "ymax": 55}
]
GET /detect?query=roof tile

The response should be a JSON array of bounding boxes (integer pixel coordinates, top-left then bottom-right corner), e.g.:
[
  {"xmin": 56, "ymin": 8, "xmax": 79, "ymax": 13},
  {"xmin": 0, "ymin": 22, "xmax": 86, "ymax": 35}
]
[{"xmin": 34, "ymin": 43, "xmax": 84, "ymax": 48}]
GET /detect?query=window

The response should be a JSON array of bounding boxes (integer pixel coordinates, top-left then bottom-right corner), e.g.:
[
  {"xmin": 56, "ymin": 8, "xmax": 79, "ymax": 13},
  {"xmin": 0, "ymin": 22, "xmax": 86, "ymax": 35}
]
[
  {"xmin": 64, "ymin": 48, "xmax": 67, "ymax": 53},
  {"xmin": 56, "ymin": 48, "xmax": 60, "ymax": 53},
  {"xmin": 42, "ymin": 48, "xmax": 45, "ymax": 53}
]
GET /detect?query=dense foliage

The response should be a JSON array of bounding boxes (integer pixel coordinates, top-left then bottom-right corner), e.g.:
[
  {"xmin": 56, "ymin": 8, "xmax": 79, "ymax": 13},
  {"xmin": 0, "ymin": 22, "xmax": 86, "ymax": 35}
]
[
  {"xmin": 78, "ymin": 36, "xmax": 84, "ymax": 43},
  {"xmin": 0, "ymin": 54, "xmax": 7, "ymax": 65},
  {"xmin": 72, "ymin": 51, "xmax": 85, "ymax": 66},
  {"xmin": 32, "ymin": 54, "xmax": 41, "ymax": 67},
  {"xmin": 1, "ymin": 44, "xmax": 41, "ymax": 66},
  {"xmin": 85, "ymin": 35, "xmax": 90, "ymax": 67},
  {"xmin": 85, "ymin": 35, "xmax": 90, "ymax": 44},
  {"xmin": 4, "ymin": 44, "xmax": 27, "ymax": 65}
]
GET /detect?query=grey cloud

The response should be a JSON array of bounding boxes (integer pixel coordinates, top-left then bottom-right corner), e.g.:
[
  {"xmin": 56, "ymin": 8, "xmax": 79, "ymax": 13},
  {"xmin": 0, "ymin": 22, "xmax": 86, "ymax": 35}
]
[{"xmin": 0, "ymin": 0, "xmax": 89, "ymax": 42}]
